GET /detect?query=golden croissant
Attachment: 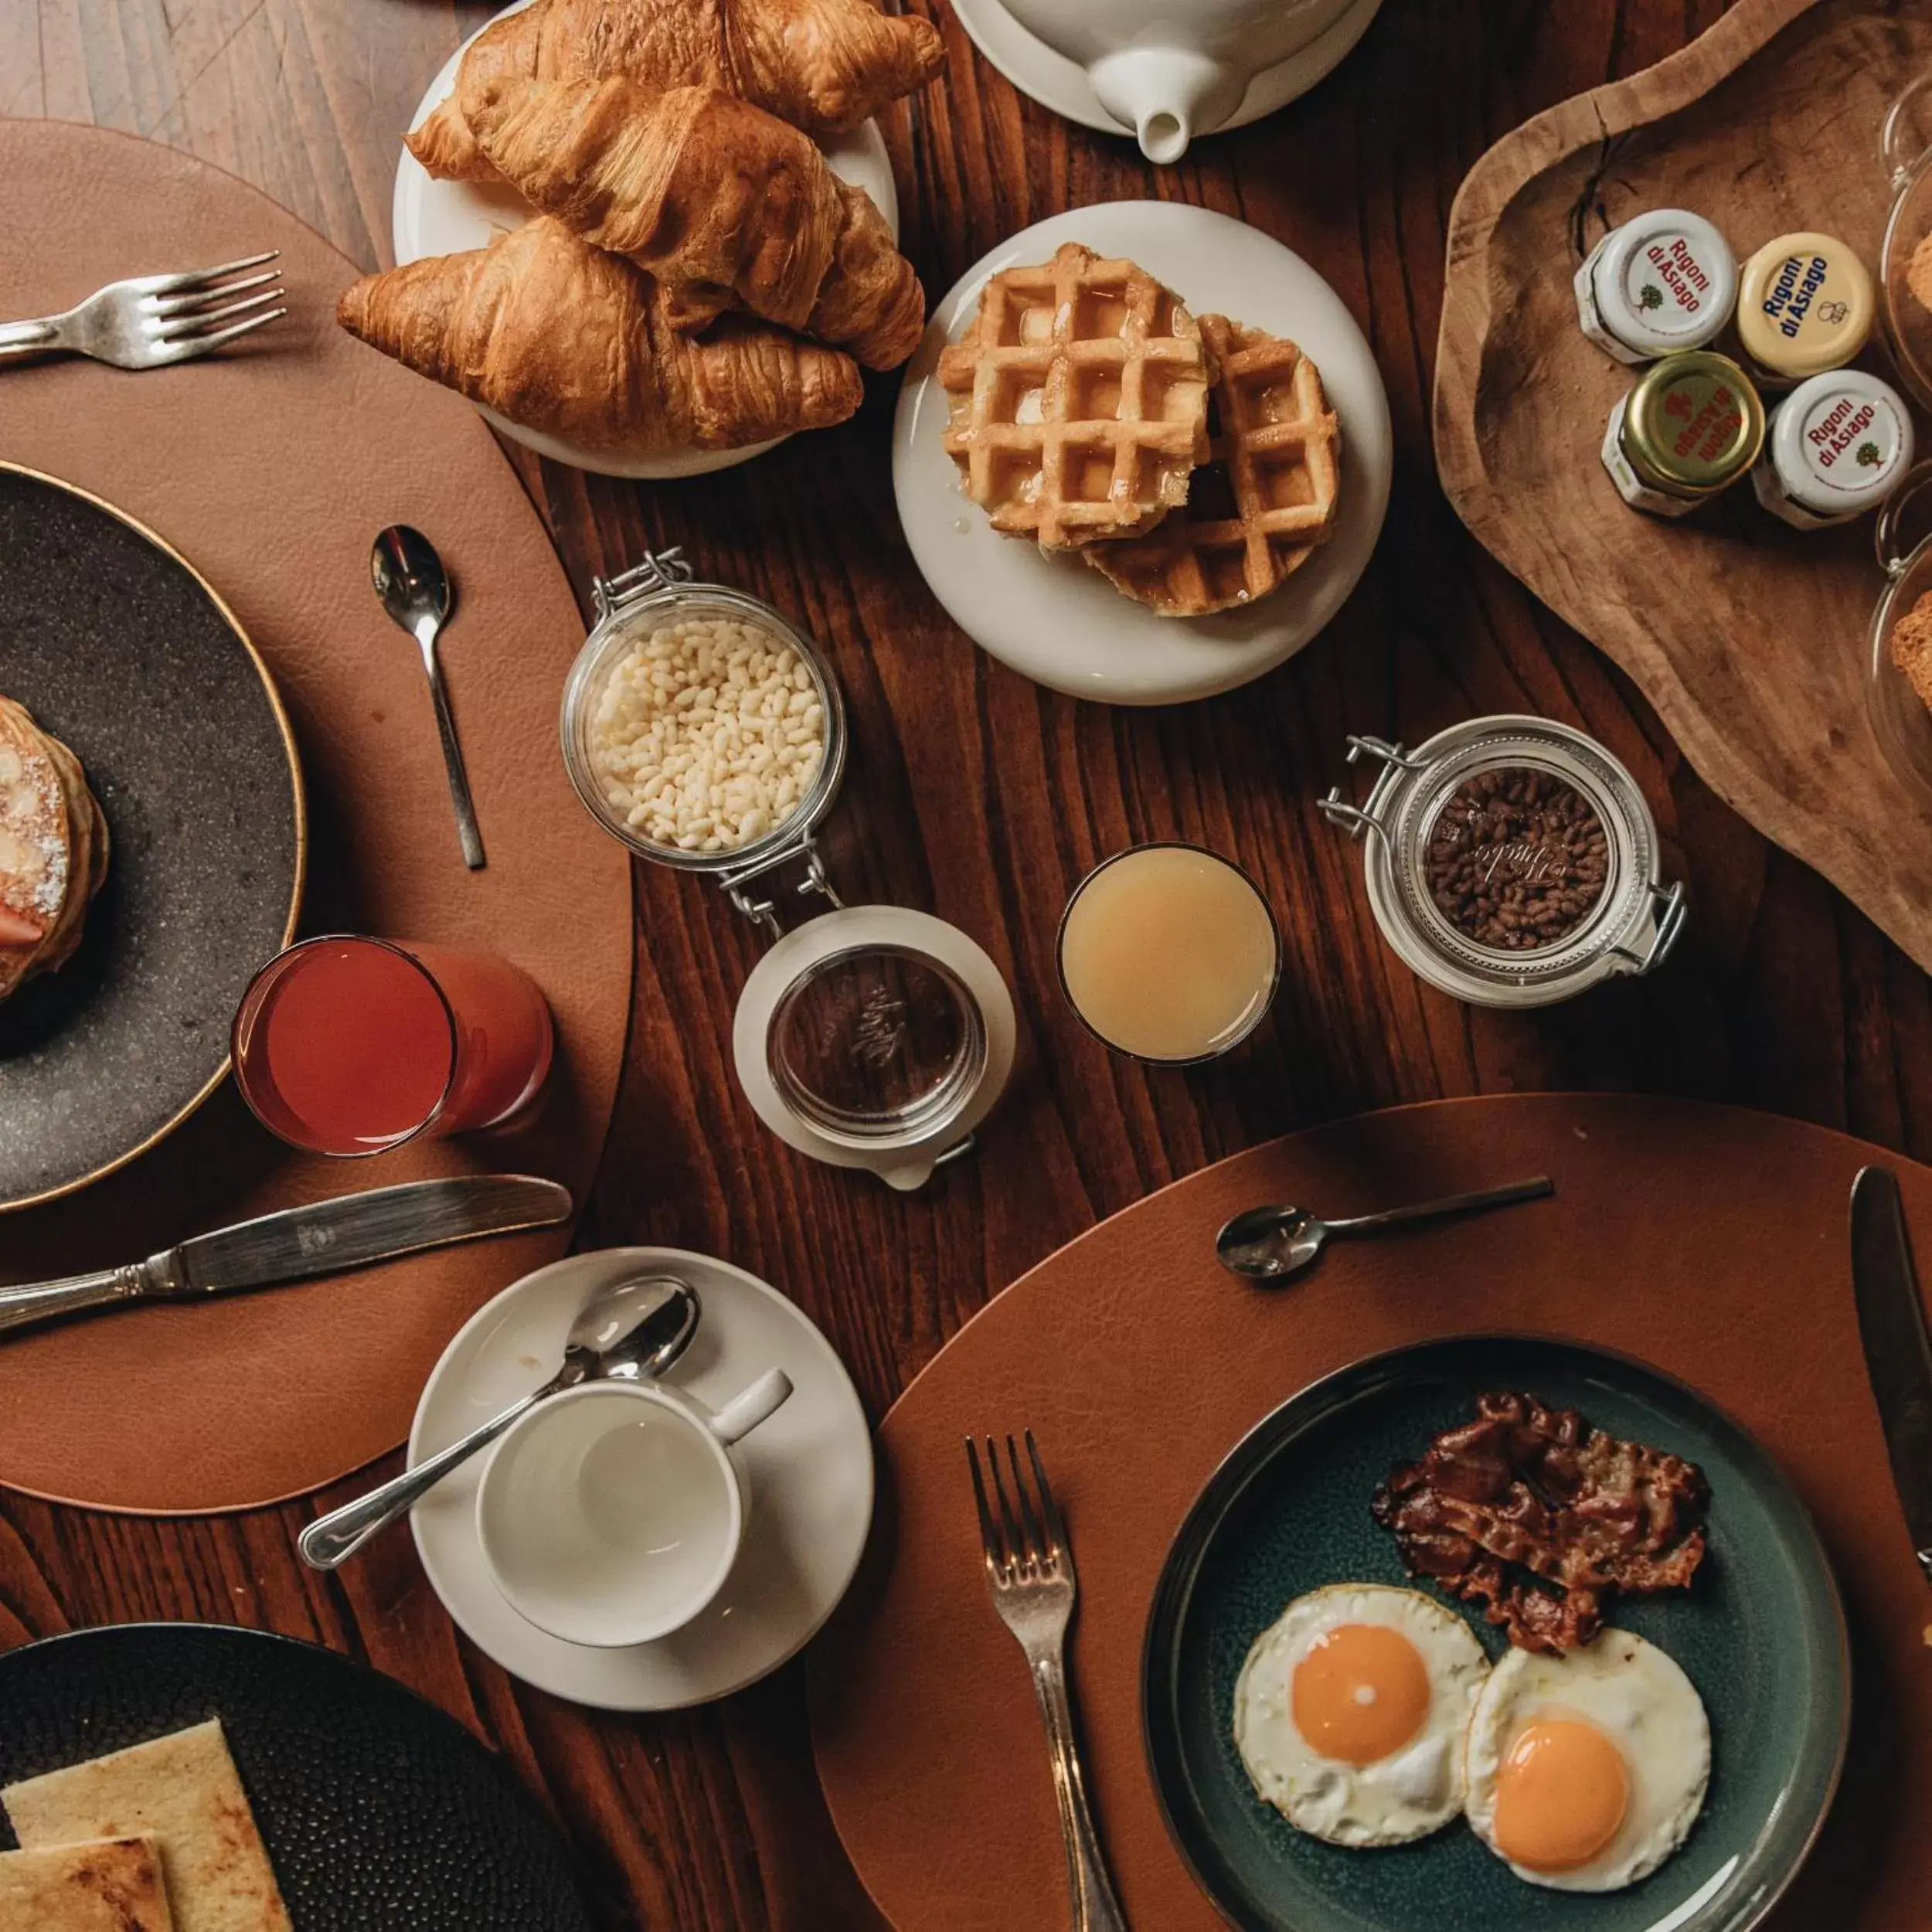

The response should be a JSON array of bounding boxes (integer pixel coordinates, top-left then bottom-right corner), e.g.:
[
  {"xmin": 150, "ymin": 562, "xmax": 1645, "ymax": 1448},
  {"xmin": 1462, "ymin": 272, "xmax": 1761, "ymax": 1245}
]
[
  {"xmin": 464, "ymin": 77, "xmax": 923, "ymax": 369},
  {"xmin": 409, "ymin": 0, "xmax": 944, "ymax": 183},
  {"xmin": 336, "ymin": 219, "xmax": 863, "ymax": 453}
]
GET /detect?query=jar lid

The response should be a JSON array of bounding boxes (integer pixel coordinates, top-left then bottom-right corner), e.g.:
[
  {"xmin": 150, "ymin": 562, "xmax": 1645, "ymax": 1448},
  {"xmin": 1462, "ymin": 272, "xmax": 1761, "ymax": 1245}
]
[
  {"xmin": 732, "ymin": 906, "xmax": 1017, "ymax": 1189},
  {"xmin": 1318, "ymin": 716, "xmax": 1685, "ymax": 1009},
  {"xmin": 1769, "ymin": 369, "xmax": 1915, "ymax": 513},
  {"xmin": 1623, "ymin": 352, "xmax": 1766, "ymax": 492},
  {"xmin": 1737, "ymin": 231, "xmax": 1875, "ymax": 378},
  {"xmin": 1591, "ymin": 209, "xmax": 1738, "ymax": 354}
]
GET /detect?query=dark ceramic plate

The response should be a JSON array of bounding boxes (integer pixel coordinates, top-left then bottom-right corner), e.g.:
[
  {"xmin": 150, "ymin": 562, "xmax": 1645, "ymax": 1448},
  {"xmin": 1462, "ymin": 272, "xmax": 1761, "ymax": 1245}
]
[
  {"xmin": 0, "ymin": 1624, "xmax": 594, "ymax": 1931},
  {"xmin": 0, "ymin": 464, "xmax": 303, "ymax": 1209},
  {"xmin": 1142, "ymin": 1335, "xmax": 1849, "ymax": 1932}
]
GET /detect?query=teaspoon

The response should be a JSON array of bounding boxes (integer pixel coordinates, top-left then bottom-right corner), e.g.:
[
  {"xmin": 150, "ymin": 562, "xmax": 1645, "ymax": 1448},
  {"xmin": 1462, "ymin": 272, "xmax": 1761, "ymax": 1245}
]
[
  {"xmin": 1216, "ymin": 1177, "xmax": 1555, "ymax": 1284},
  {"xmin": 298, "ymin": 1274, "xmax": 700, "ymax": 1570},
  {"xmin": 371, "ymin": 524, "xmax": 485, "ymax": 869}
]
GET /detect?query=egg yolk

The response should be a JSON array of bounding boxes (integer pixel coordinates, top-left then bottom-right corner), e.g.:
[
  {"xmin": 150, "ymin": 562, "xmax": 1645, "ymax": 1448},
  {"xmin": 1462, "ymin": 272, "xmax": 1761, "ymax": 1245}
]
[
  {"xmin": 1289, "ymin": 1623, "xmax": 1431, "ymax": 1764},
  {"xmin": 1492, "ymin": 1717, "xmax": 1631, "ymax": 1872}
]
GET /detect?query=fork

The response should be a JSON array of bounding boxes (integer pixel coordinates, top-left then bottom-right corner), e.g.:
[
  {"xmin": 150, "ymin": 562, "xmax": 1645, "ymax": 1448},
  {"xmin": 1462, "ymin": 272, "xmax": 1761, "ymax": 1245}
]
[
  {"xmin": 968, "ymin": 1432, "xmax": 1128, "ymax": 1932},
  {"xmin": 0, "ymin": 252, "xmax": 287, "ymax": 372}
]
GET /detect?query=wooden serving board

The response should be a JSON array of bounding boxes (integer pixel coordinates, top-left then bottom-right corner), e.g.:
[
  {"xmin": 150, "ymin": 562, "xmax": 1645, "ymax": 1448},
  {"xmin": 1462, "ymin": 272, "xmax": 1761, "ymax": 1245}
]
[{"xmin": 1434, "ymin": 0, "xmax": 1932, "ymax": 971}]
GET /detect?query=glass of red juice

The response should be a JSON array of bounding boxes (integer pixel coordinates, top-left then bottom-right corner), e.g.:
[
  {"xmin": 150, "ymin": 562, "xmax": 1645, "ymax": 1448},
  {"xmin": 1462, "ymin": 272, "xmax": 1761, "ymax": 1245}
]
[{"xmin": 231, "ymin": 935, "xmax": 554, "ymax": 1156}]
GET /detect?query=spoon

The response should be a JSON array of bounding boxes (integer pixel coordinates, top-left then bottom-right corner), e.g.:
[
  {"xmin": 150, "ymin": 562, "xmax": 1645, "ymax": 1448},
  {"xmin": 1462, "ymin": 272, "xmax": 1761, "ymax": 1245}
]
[
  {"xmin": 371, "ymin": 524, "xmax": 485, "ymax": 870},
  {"xmin": 1216, "ymin": 1177, "xmax": 1556, "ymax": 1284},
  {"xmin": 297, "ymin": 1274, "xmax": 700, "ymax": 1570}
]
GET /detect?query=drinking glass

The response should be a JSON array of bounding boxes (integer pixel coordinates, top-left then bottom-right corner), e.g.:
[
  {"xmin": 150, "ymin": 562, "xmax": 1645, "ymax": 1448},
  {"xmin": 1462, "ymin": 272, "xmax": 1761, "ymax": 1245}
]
[
  {"xmin": 232, "ymin": 934, "xmax": 553, "ymax": 1156},
  {"xmin": 1056, "ymin": 842, "xmax": 1281, "ymax": 1065}
]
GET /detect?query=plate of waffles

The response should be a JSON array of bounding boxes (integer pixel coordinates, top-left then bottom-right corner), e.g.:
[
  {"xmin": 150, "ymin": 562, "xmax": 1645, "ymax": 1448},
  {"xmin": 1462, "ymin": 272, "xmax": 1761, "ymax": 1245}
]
[{"xmin": 893, "ymin": 201, "xmax": 1391, "ymax": 704}]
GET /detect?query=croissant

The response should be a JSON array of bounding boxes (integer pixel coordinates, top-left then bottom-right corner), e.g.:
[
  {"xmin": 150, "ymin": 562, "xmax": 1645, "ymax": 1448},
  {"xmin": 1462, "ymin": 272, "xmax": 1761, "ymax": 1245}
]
[
  {"xmin": 409, "ymin": 0, "xmax": 944, "ymax": 183},
  {"xmin": 464, "ymin": 77, "xmax": 923, "ymax": 369},
  {"xmin": 336, "ymin": 219, "xmax": 863, "ymax": 453}
]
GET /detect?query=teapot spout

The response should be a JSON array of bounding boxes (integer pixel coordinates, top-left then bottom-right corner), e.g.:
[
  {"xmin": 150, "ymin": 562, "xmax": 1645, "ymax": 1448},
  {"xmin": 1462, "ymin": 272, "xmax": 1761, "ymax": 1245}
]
[{"xmin": 1087, "ymin": 47, "xmax": 1246, "ymax": 164}]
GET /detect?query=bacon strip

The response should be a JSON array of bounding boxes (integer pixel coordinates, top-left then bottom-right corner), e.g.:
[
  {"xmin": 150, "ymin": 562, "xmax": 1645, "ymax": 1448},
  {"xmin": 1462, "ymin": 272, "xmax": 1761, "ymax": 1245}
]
[{"xmin": 1370, "ymin": 1392, "xmax": 1709, "ymax": 1653}]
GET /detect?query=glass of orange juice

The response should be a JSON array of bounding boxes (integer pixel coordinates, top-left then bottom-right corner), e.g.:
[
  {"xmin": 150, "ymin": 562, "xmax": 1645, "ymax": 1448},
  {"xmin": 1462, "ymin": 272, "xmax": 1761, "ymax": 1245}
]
[{"xmin": 1056, "ymin": 843, "xmax": 1281, "ymax": 1064}]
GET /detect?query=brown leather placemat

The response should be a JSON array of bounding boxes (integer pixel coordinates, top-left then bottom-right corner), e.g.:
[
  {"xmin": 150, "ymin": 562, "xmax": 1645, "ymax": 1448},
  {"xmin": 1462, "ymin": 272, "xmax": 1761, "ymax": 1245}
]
[
  {"xmin": 0, "ymin": 122, "xmax": 631, "ymax": 1513},
  {"xmin": 811, "ymin": 1094, "xmax": 1928, "ymax": 1929}
]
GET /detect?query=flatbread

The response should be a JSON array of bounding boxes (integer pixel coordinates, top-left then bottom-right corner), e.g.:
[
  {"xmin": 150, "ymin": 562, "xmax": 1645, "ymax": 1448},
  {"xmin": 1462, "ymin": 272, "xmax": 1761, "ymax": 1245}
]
[
  {"xmin": 3, "ymin": 1721, "xmax": 291, "ymax": 1932},
  {"xmin": 0, "ymin": 1834, "xmax": 175, "ymax": 1930}
]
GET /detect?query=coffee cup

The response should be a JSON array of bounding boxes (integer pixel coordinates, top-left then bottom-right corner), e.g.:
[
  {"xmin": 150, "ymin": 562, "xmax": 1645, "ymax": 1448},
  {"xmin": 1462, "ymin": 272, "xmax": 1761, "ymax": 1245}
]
[
  {"xmin": 476, "ymin": 1369, "xmax": 793, "ymax": 1648},
  {"xmin": 993, "ymin": 0, "xmax": 1364, "ymax": 162}
]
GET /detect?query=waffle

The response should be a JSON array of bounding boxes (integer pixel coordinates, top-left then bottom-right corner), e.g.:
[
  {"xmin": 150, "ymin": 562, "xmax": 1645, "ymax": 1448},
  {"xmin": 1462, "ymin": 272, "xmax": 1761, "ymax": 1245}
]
[
  {"xmin": 937, "ymin": 243, "xmax": 1212, "ymax": 550},
  {"xmin": 1086, "ymin": 315, "xmax": 1341, "ymax": 616}
]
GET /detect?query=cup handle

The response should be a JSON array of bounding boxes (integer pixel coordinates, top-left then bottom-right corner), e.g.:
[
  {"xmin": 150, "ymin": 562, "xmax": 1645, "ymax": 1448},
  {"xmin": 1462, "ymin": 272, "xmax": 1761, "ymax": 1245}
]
[{"xmin": 701, "ymin": 1368, "xmax": 794, "ymax": 1445}]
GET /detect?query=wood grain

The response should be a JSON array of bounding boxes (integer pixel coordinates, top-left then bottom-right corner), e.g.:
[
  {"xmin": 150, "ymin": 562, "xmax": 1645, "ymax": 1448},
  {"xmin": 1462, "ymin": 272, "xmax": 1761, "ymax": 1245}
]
[
  {"xmin": 3, "ymin": 1, "xmax": 1930, "ymax": 1927},
  {"xmin": 1434, "ymin": 0, "xmax": 1932, "ymax": 973}
]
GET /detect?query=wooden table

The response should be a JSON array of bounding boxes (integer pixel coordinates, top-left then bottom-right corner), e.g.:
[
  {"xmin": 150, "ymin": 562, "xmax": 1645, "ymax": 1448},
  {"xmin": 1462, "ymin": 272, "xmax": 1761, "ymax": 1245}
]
[{"xmin": 2, "ymin": 3, "xmax": 1923, "ymax": 1926}]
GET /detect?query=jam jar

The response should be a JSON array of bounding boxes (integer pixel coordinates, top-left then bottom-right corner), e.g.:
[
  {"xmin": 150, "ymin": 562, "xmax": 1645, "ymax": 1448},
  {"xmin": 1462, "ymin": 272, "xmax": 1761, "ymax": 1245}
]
[
  {"xmin": 1574, "ymin": 208, "xmax": 1738, "ymax": 365},
  {"xmin": 1319, "ymin": 716, "xmax": 1685, "ymax": 1008},
  {"xmin": 1751, "ymin": 369, "xmax": 1914, "ymax": 530},
  {"xmin": 560, "ymin": 549, "xmax": 1016, "ymax": 1188}
]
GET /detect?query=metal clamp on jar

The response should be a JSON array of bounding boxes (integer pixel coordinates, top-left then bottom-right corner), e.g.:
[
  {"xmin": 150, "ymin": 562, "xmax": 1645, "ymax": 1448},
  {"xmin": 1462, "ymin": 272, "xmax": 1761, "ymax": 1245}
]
[
  {"xmin": 560, "ymin": 550, "xmax": 1016, "ymax": 1189},
  {"xmin": 1318, "ymin": 716, "xmax": 1685, "ymax": 1008}
]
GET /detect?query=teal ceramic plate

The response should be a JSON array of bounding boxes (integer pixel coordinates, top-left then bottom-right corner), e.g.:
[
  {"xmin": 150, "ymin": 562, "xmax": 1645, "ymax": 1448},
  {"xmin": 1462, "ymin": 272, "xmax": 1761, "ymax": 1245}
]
[{"xmin": 1141, "ymin": 1336, "xmax": 1849, "ymax": 1932}]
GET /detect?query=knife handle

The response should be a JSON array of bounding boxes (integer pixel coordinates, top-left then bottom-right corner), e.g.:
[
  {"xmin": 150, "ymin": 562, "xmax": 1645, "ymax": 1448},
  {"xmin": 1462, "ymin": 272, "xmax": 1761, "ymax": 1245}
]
[{"xmin": 0, "ymin": 1265, "xmax": 150, "ymax": 1336}]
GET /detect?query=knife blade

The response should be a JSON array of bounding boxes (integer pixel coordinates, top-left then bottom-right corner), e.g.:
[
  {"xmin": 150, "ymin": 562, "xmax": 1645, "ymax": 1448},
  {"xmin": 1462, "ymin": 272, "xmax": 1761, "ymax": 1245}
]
[
  {"xmin": 1850, "ymin": 1164, "xmax": 1932, "ymax": 1586},
  {"xmin": 0, "ymin": 1174, "xmax": 573, "ymax": 1338}
]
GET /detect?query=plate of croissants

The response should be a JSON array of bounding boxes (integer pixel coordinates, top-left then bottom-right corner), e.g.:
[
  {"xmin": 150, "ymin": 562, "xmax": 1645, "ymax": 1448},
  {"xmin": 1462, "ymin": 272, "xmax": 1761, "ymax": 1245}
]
[{"xmin": 342, "ymin": 0, "xmax": 941, "ymax": 478}]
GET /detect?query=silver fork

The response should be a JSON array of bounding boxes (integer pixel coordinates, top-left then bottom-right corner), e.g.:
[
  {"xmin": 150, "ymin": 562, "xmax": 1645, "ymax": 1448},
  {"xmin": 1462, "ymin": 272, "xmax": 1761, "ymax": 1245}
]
[
  {"xmin": 968, "ymin": 1432, "xmax": 1128, "ymax": 1932},
  {"xmin": 0, "ymin": 252, "xmax": 286, "ymax": 371}
]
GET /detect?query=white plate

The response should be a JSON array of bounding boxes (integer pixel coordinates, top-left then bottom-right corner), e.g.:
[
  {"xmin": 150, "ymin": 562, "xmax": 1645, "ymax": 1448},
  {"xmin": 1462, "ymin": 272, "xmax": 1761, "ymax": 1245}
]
[
  {"xmin": 390, "ymin": 0, "xmax": 900, "ymax": 479},
  {"xmin": 892, "ymin": 200, "xmax": 1393, "ymax": 705},
  {"xmin": 410, "ymin": 1247, "xmax": 874, "ymax": 1711},
  {"xmin": 947, "ymin": 0, "xmax": 1383, "ymax": 148}
]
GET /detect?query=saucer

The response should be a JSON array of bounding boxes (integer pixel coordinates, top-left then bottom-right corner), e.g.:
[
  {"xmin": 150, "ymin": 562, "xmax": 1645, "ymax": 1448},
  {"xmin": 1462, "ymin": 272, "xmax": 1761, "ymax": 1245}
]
[
  {"xmin": 389, "ymin": 0, "xmax": 899, "ymax": 480},
  {"xmin": 410, "ymin": 1247, "xmax": 873, "ymax": 1711},
  {"xmin": 891, "ymin": 201, "xmax": 1393, "ymax": 705},
  {"xmin": 947, "ymin": 0, "xmax": 1383, "ymax": 148}
]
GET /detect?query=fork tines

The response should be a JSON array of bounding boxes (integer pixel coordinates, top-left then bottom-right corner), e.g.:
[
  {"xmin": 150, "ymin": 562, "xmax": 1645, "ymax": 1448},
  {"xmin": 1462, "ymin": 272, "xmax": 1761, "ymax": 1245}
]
[
  {"xmin": 150, "ymin": 250, "xmax": 286, "ymax": 351},
  {"xmin": 967, "ymin": 1430, "xmax": 1070, "ymax": 1584}
]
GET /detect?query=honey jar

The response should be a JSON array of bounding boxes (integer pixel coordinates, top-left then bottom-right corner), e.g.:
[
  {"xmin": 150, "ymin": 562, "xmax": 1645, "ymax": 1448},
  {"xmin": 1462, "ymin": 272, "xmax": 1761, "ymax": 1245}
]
[{"xmin": 1735, "ymin": 231, "xmax": 1874, "ymax": 386}]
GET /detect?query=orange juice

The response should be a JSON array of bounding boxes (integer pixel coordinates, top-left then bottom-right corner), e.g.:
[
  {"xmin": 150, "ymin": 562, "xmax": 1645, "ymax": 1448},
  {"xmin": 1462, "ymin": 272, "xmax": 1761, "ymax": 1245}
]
[{"xmin": 1058, "ymin": 845, "xmax": 1279, "ymax": 1062}]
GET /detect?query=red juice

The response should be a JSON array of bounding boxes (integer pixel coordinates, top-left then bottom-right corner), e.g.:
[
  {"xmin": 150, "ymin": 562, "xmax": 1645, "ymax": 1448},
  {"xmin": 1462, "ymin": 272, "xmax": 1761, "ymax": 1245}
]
[{"xmin": 233, "ymin": 936, "xmax": 553, "ymax": 1156}]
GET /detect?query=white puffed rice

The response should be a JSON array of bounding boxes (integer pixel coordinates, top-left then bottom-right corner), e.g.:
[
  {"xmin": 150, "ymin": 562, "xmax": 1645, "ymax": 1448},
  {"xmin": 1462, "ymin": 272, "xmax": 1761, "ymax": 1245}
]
[{"xmin": 589, "ymin": 615, "xmax": 827, "ymax": 855}]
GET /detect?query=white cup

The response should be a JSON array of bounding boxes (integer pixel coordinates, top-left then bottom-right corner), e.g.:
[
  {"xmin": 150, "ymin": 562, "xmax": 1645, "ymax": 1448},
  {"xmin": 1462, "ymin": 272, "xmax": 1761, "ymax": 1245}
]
[
  {"xmin": 475, "ymin": 1369, "xmax": 793, "ymax": 1648},
  {"xmin": 995, "ymin": 0, "xmax": 1362, "ymax": 162}
]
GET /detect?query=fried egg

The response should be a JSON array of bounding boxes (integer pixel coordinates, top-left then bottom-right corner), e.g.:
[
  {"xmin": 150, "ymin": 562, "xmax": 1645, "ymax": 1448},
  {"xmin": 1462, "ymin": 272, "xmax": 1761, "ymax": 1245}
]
[
  {"xmin": 1464, "ymin": 1628, "xmax": 1709, "ymax": 1891},
  {"xmin": 1233, "ymin": 1583, "xmax": 1490, "ymax": 1846}
]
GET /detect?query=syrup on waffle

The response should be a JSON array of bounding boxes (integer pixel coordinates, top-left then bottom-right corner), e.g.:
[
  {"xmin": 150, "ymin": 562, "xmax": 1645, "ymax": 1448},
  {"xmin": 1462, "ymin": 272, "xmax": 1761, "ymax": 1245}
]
[
  {"xmin": 937, "ymin": 243, "xmax": 1212, "ymax": 550},
  {"xmin": 1086, "ymin": 315, "xmax": 1340, "ymax": 616}
]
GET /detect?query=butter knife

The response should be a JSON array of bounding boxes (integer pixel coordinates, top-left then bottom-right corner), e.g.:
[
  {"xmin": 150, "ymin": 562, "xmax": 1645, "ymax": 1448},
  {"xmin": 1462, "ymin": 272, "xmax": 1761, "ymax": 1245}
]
[
  {"xmin": 0, "ymin": 1175, "xmax": 572, "ymax": 1338},
  {"xmin": 1850, "ymin": 1165, "xmax": 1932, "ymax": 1586}
]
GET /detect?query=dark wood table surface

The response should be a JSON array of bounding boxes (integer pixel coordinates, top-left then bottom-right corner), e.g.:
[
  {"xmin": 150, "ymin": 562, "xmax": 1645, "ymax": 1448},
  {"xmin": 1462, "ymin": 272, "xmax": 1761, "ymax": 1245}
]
[{"xmin": 4, "ymin": 2, "xmax": 1926, "ymax": 1926}]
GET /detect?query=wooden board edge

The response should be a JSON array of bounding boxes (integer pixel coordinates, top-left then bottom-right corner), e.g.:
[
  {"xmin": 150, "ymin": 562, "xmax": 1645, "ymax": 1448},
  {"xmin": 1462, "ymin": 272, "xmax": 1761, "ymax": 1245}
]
[{"xmin": 1432, "ymin": 0, "xmax": 1823, "ymax": 522}]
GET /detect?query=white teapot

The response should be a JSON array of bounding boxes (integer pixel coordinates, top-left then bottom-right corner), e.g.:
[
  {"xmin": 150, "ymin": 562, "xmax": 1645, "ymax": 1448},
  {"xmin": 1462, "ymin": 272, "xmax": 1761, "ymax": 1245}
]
[{"xmin": 996, "ymin": 0, "xmax": 1372, "ymax": 162}]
